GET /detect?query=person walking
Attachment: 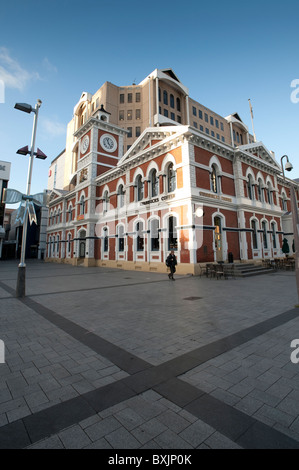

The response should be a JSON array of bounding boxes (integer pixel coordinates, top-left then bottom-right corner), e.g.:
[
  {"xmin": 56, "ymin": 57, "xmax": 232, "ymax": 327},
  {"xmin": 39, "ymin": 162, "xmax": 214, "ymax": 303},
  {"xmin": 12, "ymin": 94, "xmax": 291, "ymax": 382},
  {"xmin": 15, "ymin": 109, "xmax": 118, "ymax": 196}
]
[{"xmin": 166, "ymin": 250, "xmax": 177, "ymax": 280}]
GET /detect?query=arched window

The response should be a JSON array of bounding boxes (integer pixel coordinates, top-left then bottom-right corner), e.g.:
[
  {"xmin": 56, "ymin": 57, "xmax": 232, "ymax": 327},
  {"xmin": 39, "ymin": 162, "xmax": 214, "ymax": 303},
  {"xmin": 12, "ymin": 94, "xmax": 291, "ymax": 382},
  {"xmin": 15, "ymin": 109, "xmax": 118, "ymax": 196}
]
[
  {"xmin": 262, "ymin": 221, "xmax": 268, "ymax": 249},
  {"xmin": 168, "ymin": 216, "xmax": 178, "ymax": 251},
  {"xmin": 103, "ymin": 227, "xmax": 109, "ymax": 252},
  {"xmin": 150, "ymin": 219, "xmax": 160, "ymax": 251},
  {"xmin": 57, "ymin": 209, "xmax": 61, "ymax": 224},
  {"xmin": 150, "ymin": 169, "xmax": 159, "ymax": 197},
  {"xmin": 48, "ymin": 237, "xmax": 51, "ymax": 257},
  {"xmin": 136, "ymin": 222, "xmax": 144, "ymax": 252},
  {"xmin": 80, "ymin": 196, "xmax": 85, "ymax": 215},
  {"xmin": 117, "ymin": 185, "xmax": 125, "ymax": 208},
  {"xmin": 135, "ymin": 175, "xmax": 144, "ymax": 201},
  {"xmin": 53, "ymin": 210, "xmax": 57, "ymax": 225},
  {"xmin": 167, "ymin": 163, "xmax": 176, "ymax": 193},
  {"xmin": 103, "ymin": 191, "xmax": 109, "ymax": 212},
  {"xmin": 257, "ymin": 179, "xmax": 264, "ymax": 202},
  {"xmin": 67, "ymin": 233, "xmax": 72, "ymax": 255},
  {"xmin": 211, "ymin": 165, "xmax": 219, "ymax": 193},
  {"xmin": 251, "ymin": 220, "xmax": 258, "ymax": 250},
  {"xmin": 247, "ymin": 175, "xmax": 254, "ymax": 200},
  {"xmin": 56, "ymin": 235, "xmax": 60, "ymax": 256},
  {"xmin": 170, "ymin": 94, "xmax": 174, "ymax": 109},
  {"xmin": 271, "ymin": 222, "xmax": 277, "ymax": 249},
  {"xmin": 266, "ymin": 183, "xmax": 273, "ymax": 204},
  {"xmin": 163, "ymin": 90, "xmax": 168, "ymax": 106},
  {"xmin": 68, "ymin": 205, "xmax": 73, "ymax": 222}
]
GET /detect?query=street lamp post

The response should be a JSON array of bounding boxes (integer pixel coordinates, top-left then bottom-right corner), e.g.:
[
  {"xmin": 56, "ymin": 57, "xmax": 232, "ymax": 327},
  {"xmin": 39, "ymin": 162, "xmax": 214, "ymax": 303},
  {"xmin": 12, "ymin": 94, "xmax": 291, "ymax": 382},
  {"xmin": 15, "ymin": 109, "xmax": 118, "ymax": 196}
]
[
  {"xmin": 15, "ymin": 99, "xmax": 42, "ymax": 298},
  {"xmin": 281, "ymin": 155, "xmax": 299, "ymax": 304}
]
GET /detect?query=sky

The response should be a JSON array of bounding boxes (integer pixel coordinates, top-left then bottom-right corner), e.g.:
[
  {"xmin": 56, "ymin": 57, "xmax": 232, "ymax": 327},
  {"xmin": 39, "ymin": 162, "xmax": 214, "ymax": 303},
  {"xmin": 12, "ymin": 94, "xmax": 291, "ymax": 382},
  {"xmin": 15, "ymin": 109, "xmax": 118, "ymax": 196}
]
[{"xmin": 1, "ymin": 0, "xmax": 299, "ymax": 204}]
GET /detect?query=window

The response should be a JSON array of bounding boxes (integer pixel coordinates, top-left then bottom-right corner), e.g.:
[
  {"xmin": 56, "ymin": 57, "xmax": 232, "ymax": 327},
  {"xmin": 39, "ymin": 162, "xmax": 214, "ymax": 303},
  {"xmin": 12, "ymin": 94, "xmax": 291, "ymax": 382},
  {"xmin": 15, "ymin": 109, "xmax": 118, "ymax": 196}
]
[
  {"xmin": 211, "ymin": 130, "xmax": 215, "ymax": 137},
  {"xmin": 211, "ymin": 165, "xmax": 219, "ymax": 193},
  {"xmin": 127, "ymin": 127, "xmax": 132, "ymax": 138},
  {"xmin": 205, "ymin": 113, "xmax": 208, "ymax": 123},
  {"xmin": 136, "ymin": 175, "xmax": 144, "ymax": 201},
  {"xmin": 216, "ymin": 133, "xmax": 220, "ymax": 140},
  {"xmin": 170, "ymin": 94, "xmax": 174, "ymax": 108},
  {"xmin": 282, "ymin": 194, "xmax": 288, "ymax": 211},
  {"xmin": 80, "ymin": 196, "xmax": 85, "ymax": 215},
  {"xmin": 171, "ymin": 112, "xmax": 175, "ymax": 121},
  {"xmin": 136, "ymin": 222, "xmax": 144, "ymax": 251},
  {"xmin": 56, "ymin": 235, "xmax": 60, "ymax": 256},
  {"xmin": 251, "ymin": 220, "xmax": 258, "ymax": 250},
  {"xmin": 136, "ymin": 92, "xmax": 141, "ymax": 102},
  {"xmin": 266, "ymin": 183, "xmax": 273, "ymax": 204},
  {"xmin": 177, "ymin": 115, "xmax": 181, "ymax": 123},
  {"xmin": 136, "ymin": 127, "xmax": 141, "ymax": 137},
  {"xmin": 168, "ymin": 216, "xmax": 178, "ymax": 251},
  {"xmin": 163, "ymin": 90, "xmax": 168, "ymax": 105},
  {"xmin": 210, "ymin": 116, "xmax": 214, "ymax": 126},
  {"xmin": 167, "ymin": 163, "xmax": 176, "ymax": 193},
  {"xmin": 119, "ymin": 110, "xmax": 124, "ymax": 121},
  {"xmin": 103, "ymin": 191, "xmax": 109, "ymax": 212},
  {"xmin": 128, "ymin": 93, "xmax": 132, "ymax": 103},
  {"xmin": 193, "ymin": 121, "xmax": 198, "ymax": 128},
  {"xmin": 150, "ymin": 169, "xmax": 159, "ymax": 197},
  {"xmin": 164, "ymin": 109, "xmax": 169, "ymax": 117},
  {"xmin": 220, "ymin": 122, "xmax": 224, "ymax": 131},
  {"xmin": 150, "ymin": 219, "xmax": 160, "ymax": 251},
  {"xmin": 271, "ymin": 222, "xmax": 277, "ymax": 249},
  {"xmin": 120, "ymin": 94, "xmax": 124, "ymax": 104},
  {"xmin": 176, "ymin": 97, "xmax": 181, "ymax": 112},
  {"xmin": 198, "ymin": 110, "xmax": 203, "ymax": 119},
  {"xmin": 200, "ymin": 125, "xmax": 204, "ymax": 131},
  {"xmin": 118, "ymin": 225, "xmax": 125, "ymax": 252},
  {"xmin": 215, "ymin": 119, "xmax": 219, "ymax": 128},
  {"xmin": 127, "ymin": 110, "xmax": 132, "ymax": 120},
  {"xmin": 262, "ymin": 221, "xmax": 268, "ymax": 249},
  {"xmin": 136, "ymin": 109, "xmax": 141, "ymax": 120},
  {"xmin": 205, "ymin": 128, "xmax": 210, "ymax": 135},
  {"xmin": 247, "ymin": 175, "xmax": 254, "ymax": 200},
  {"xmin": 221, "ymin": 136, "xmax": 225, "ymax": 142},
  {"xmin": 103, "ymin": 228, "xmax": 109, "ymax": 252},
  {"xmin": 192, "ymin": 106, "xmax": 197, "ymax": 116},
  {"xmin": 68, "ymin": 205, "xmax": 73, "ymax": 222},
  {"xmin": 257, "ymin": 180, "xmax": 264, "ymax": 202},
  {"xmin": 117, "ymin": 185, "xmax": 125, "ymax": 208},
  {"xmin": 67, "ymin": 233, "xmax": 72, "ymax": 254}
]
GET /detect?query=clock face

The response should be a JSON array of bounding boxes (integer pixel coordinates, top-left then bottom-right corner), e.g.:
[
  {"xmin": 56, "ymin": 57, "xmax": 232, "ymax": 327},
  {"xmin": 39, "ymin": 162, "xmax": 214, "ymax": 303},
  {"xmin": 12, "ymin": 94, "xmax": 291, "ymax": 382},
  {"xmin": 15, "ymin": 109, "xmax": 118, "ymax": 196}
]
[
  {"xmin": 100, "ymin": 134, "xmax": 117, "ymax": 153},
  {"xmin": 81, "ymin": 135, "xmax": 89, "ymax": 154}
]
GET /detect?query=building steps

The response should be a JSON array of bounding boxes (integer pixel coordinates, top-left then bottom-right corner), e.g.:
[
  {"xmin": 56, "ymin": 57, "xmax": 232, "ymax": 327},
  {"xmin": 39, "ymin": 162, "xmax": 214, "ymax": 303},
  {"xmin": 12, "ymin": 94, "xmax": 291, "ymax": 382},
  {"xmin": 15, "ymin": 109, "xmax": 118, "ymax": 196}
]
[{"xmin": 232, "ymin": 263, "xmax": 273, "ymax": 277}]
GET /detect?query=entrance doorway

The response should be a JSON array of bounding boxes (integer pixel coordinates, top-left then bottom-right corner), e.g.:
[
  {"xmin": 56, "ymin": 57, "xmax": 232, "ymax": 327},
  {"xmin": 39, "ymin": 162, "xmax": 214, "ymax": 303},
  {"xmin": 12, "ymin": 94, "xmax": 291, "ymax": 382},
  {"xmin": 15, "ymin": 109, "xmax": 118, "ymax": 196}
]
[
  {"xmin": 79, "ymin": 230, "xmax": 86, "ymax": 258},
  {"xmin": 214, "ymin": 217, "xmax": 223, "ymax": 262}
]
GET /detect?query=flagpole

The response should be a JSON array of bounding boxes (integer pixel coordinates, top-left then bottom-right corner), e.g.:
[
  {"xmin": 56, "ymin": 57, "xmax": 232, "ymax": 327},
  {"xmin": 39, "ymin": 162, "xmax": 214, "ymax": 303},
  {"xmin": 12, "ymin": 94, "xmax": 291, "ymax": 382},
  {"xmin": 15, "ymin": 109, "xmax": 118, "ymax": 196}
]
[{"xmin": 248, "ymin": 99, "xmax": 257, "ymax": 143}]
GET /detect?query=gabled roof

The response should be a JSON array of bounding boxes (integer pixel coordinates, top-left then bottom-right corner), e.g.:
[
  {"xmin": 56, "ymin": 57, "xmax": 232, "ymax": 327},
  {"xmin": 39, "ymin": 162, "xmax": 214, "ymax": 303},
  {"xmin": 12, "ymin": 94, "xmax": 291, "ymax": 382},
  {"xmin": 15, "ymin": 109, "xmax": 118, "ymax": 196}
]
[
  {"xmin": 117, "ymin": 126, "xmax": 187, "ymax": 166},
  {"xmin": 160, "ymin": 69, "xmax": 181, "ymax": 83},
  {"xmin": 238, "ymin": 141, "xmax": 281, "ymax": 170},
  {"xmin": 48, "ymin": 188, "xmax": 68, "ymax": 204}
]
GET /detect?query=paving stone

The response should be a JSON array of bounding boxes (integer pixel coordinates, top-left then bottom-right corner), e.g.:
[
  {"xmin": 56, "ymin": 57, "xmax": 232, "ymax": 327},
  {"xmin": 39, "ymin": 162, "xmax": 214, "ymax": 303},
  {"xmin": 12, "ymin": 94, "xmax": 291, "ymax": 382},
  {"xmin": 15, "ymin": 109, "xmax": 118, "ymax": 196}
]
[
  {"xmin": 105, "ymin": 426, "xmax": 141, "ymax": 449},
  {"xmin": 84, "ymin": 416, "xmax": 121, "ymax": 442},
  {"xmin": 58, "ymin": 425, "xmax": 92, "ymax": 449}
]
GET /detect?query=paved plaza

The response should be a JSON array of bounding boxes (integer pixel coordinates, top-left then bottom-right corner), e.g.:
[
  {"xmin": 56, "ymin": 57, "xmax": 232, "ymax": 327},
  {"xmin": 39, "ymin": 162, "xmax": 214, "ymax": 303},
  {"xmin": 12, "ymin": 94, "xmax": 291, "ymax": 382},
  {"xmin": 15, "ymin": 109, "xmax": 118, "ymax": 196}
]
[{"xmin": 0, "ymin": 260, "xmax": 299, "ymax": 449}]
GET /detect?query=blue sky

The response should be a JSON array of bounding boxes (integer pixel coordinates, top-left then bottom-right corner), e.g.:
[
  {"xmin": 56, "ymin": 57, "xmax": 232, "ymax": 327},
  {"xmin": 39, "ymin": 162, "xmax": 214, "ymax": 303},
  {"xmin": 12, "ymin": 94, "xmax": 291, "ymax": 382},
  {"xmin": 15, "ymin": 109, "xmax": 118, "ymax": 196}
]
[{"xmin": 1, "ymin": 0, "xmax": 299, "ymax": 202}]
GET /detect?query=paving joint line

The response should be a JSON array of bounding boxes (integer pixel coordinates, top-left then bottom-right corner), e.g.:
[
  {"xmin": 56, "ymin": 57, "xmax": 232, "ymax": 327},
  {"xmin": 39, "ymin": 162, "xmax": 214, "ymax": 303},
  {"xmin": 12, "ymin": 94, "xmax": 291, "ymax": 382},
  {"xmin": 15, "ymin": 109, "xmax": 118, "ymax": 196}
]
[{"xmin": 0, "ymin": 280, "xmax": 299, "ymax": 448}]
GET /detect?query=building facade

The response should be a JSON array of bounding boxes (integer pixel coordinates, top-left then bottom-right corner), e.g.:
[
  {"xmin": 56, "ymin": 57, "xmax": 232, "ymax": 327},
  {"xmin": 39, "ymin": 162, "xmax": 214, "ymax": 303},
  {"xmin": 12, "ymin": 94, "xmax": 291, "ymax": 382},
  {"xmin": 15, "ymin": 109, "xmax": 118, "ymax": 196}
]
[
  {"xmin": 46, "ymin": 69, "xmax": 299, "ymax": 274},
  {"xmin": 0, "ymin": 161, "xmax": 11, "ymax": 259}
]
